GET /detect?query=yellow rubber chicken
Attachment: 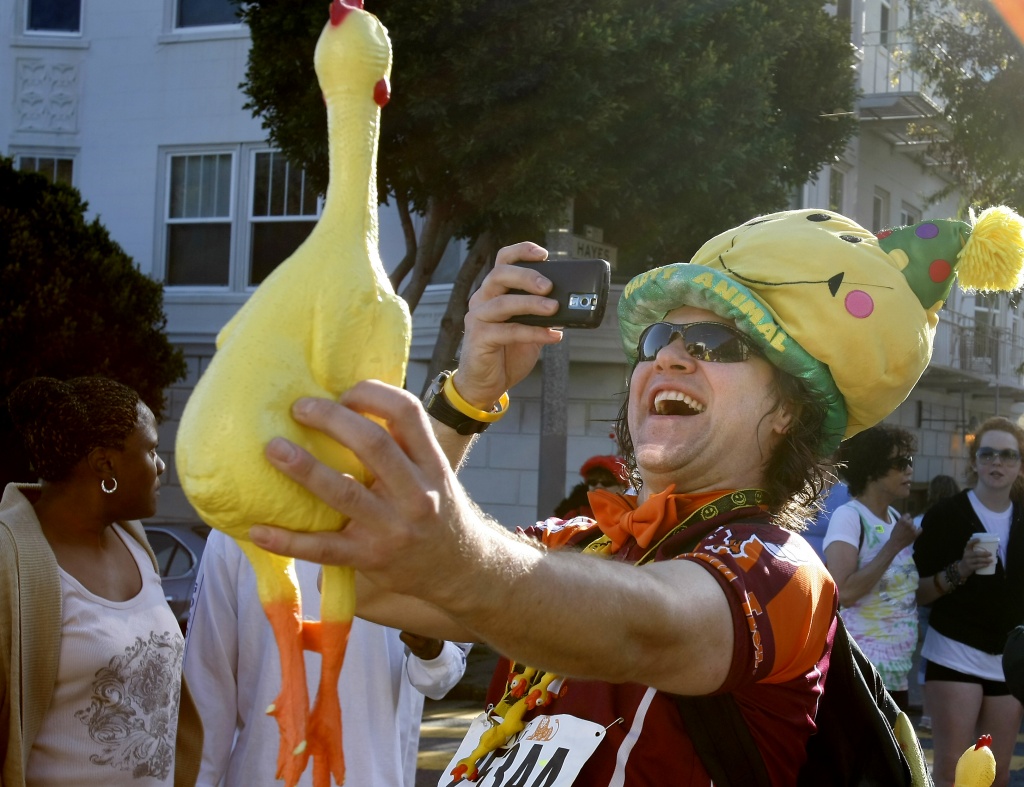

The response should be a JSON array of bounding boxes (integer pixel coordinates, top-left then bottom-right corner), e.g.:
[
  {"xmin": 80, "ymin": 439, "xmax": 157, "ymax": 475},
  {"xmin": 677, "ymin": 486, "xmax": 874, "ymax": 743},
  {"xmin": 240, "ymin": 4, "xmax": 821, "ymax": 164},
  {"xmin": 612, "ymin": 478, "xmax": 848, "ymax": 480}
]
[
  {"xmin": 955, "ymin": 735, "xmax": 997, "ymax": 787},
  {"xmin": 894, "ymin": 712, "xmax": 931, "ymax": 787},
  {"xmin": 451, "ymin": 671, "xmax": 560, "ymax": 782},
  {"xmin": 174, "ymin": 2, "xmax": 409, "ymax": 785}
]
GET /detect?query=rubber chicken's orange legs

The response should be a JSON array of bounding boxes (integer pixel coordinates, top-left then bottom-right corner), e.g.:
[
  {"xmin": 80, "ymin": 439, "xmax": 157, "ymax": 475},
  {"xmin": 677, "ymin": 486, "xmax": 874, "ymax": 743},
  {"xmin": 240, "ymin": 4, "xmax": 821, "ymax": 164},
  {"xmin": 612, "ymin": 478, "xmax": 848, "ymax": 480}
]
[
  {"xmin": 239, "ymin": 542, "xmax": 311, "ymax": 786},
  {"xmin": 306, "ymin": 564, "xmax": 354, "ymax": 787}
]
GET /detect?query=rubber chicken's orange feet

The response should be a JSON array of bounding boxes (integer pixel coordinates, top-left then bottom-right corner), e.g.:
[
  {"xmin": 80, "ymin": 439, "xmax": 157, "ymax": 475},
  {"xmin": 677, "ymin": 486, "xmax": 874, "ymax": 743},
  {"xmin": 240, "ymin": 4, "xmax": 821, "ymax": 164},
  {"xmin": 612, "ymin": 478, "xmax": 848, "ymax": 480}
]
[
  {"xmin": 308, "ymin": 691, "xmax": 344, "ymax": 787},
  {"xmin": 263, "ymin": 601, "xmax": 312, "ymax": 787},
  {"xmin": 307, "ymin": 617, "xmax": 350, "ymax": 787},
  {"xmin": 450, "ymin": 762, "xmax": 476, "ymax": 782},
  {"xmin": 266, "ymin": 687, "xmax": 311, "ymax": 787}
]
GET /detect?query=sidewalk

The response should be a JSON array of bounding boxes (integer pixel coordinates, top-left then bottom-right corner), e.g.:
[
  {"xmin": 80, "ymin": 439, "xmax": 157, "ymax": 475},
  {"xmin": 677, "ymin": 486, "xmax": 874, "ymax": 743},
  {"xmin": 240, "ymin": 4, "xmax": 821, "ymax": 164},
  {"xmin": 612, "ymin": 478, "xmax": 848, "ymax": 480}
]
[{"xmin": 415, "ymin": 645, "xmax": 498, "ymax": 787}]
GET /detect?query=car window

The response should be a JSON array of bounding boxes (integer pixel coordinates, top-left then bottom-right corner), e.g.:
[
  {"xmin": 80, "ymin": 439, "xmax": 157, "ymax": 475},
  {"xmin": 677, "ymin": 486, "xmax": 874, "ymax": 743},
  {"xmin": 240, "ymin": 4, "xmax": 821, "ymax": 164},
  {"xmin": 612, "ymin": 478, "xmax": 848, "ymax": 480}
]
[{"xmin": 146, "ymin": 530, "xmax": 195, "ymax": 578}]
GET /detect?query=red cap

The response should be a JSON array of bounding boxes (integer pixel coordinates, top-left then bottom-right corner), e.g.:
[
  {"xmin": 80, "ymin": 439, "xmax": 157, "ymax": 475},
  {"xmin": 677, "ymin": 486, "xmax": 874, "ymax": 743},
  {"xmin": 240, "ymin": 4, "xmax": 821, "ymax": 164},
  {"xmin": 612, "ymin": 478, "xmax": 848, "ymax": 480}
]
[{"xmin": 579, "ymin": 455, "xmax": 628, "ymax": 483}]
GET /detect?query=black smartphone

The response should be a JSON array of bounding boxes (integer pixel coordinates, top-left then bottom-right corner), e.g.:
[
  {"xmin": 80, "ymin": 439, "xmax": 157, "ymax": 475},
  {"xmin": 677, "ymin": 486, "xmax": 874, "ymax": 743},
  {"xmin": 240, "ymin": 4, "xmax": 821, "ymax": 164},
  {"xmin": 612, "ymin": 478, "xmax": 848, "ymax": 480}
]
[{"xmin": 508, "ymin": 259, "xmax": 611, "ymax": 329}]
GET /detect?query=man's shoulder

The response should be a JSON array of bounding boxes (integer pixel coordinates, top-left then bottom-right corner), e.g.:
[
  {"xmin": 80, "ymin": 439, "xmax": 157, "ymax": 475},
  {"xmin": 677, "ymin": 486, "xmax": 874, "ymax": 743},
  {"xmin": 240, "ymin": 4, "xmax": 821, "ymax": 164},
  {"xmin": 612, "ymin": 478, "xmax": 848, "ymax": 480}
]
[{"xmin": 699, "ymin": 520, "xmax": 829, "ymax": 569}]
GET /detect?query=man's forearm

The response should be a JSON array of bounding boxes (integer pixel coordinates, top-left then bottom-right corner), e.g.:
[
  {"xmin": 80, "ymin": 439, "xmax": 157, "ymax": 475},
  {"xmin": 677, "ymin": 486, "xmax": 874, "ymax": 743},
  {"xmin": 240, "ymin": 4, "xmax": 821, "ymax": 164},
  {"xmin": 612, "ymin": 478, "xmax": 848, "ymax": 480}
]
[{"xmin": 432, "ymin": 528, "xmax": 734, "ymax": 697}]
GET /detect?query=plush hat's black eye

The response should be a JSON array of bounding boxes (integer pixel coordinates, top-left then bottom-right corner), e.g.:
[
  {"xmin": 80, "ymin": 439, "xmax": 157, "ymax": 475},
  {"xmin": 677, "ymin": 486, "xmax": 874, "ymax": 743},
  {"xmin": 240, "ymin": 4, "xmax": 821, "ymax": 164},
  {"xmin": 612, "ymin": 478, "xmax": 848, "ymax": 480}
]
[
  {"xmin": 807, "ymin": 213, "xmax": 832, "ymax": 222},
  {"xmin": 839, "ymin": 235, "xmax": 862, "ymax": 243}
]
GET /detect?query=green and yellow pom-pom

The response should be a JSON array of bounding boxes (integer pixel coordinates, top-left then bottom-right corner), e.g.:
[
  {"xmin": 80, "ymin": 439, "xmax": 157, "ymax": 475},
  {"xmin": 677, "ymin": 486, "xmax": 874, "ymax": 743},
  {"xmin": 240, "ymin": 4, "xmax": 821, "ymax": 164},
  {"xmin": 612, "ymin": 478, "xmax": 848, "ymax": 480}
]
[{"xmin": 957, "ymin": 205, "xmax": 1024, "ymax": 292}]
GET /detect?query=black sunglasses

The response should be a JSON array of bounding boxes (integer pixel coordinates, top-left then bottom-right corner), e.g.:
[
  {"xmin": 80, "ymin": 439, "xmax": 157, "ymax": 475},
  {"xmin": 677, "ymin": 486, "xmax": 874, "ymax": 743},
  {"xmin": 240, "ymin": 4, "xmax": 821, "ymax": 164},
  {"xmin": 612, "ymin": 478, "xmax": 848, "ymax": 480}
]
[
  {"xmin": 637, "ymin": 321, "xmax": 759, "ymax": 364},
  {"xmin": 976, "ymin": 447, "xmax": 1022, "ymax": 464},
  {"xmin": 888, "ymin": 455, "xmax": 914, "ymax": 472}
]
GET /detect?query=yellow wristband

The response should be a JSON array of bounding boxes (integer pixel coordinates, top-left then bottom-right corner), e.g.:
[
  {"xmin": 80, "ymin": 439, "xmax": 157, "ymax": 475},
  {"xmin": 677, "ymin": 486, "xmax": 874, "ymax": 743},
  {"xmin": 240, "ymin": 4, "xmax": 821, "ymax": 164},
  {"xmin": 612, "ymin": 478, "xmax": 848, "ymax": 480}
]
[{"xmin": 443, "ymin": 371, "xmax": 509, "ymax": 423}]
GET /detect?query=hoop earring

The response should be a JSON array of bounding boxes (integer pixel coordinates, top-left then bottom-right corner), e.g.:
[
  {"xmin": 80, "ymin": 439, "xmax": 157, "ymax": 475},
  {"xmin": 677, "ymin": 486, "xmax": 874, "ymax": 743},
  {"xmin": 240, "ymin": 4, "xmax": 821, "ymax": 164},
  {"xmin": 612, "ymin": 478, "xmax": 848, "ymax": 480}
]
[{"xmin": 101, "ymin": 478, "xmax": 118, "ymax": 494}]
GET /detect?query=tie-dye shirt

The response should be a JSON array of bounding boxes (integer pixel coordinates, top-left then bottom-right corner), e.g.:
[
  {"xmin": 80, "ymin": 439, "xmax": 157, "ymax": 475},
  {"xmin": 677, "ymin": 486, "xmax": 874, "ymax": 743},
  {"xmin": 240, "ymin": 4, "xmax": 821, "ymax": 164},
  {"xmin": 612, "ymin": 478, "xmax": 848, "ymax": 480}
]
[{"xmin": 822, "ymin": 500, "xmax": 919, "ymax": 690}]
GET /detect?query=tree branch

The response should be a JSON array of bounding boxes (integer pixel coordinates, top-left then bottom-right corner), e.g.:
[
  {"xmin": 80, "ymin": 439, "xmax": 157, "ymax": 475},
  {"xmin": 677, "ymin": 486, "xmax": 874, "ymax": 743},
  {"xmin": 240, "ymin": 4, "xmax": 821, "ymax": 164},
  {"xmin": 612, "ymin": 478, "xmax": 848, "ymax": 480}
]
[
  {"xmin": 388, "ymin": 195, "xmax": 418, "ymax": 293},
  {"xmin": 422, "ymin": 230, "xmax": 499, "ymax": 396}
]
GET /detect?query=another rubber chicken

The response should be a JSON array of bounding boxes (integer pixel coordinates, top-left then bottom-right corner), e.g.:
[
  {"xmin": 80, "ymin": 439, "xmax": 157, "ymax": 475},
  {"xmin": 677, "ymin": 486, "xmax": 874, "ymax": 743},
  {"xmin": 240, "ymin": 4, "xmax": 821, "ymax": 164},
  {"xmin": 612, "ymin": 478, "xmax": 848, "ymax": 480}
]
[
  {"xmin": 175, "ymin": 2, "xmax": 409, "ymax": 786},
  {"xmin": 955, "ymin": 735, "xmax": 997, "ymax": 787},
  {"xmin": 894, "ymin": 712, "xmax": 931, "ymax": 786},
  {"xmin": 451, "ymin": 670, "xmax": 560, "ymax": 782}
]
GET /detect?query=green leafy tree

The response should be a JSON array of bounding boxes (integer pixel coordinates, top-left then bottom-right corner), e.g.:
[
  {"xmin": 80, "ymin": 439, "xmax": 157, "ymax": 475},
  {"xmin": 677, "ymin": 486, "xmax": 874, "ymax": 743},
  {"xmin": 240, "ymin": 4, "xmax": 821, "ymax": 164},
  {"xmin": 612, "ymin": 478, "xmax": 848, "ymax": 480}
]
[
  {"xmin": 0, "ymin": 157, "xmax": 187, "ymax": 485},
  {"xmin": 239, "ymin": 0, "xmax": 857, "ymax": 380},
  {"xmin": 906, "ymin": 0, "xmax": 1024, "ymax": 208}
]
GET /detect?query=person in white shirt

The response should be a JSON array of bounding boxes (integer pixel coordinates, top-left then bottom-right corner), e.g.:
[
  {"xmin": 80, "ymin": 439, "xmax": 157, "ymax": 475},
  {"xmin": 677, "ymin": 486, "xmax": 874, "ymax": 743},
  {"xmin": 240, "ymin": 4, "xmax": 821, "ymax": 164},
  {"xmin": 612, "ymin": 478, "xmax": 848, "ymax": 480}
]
[
  {"xmin": 823, "ymin": 423, "xmax": 921, "ymax": 711},
  {"xmin": 183, "ymin": 530, "xmax": 468, "ymax": 787}
]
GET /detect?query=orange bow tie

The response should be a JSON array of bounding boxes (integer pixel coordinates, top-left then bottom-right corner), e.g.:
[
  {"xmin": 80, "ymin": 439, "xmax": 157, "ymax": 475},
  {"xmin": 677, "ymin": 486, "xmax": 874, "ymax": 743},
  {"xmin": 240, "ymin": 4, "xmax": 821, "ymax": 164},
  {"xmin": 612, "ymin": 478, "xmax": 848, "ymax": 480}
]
[{"xmin": 588, "ymin": 486, "xmax": 736, "ymax": 553}]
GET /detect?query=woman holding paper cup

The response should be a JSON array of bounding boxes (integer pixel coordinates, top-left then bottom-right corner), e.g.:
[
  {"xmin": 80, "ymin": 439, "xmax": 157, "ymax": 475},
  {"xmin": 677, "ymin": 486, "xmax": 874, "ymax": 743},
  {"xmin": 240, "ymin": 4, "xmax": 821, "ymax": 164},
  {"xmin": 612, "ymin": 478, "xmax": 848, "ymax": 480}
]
[{"xmin": 914, "ymin": 416, "xmax": 1024, "ymax": 787}]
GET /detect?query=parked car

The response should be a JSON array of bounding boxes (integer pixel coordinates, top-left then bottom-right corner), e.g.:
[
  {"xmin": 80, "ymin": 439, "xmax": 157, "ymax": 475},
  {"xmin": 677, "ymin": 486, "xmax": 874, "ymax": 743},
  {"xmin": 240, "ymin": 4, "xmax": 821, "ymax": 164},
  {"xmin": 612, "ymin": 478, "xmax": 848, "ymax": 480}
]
[{"xmin": 143, "ymin": 521, "xmax": 210, "ymax": 633}]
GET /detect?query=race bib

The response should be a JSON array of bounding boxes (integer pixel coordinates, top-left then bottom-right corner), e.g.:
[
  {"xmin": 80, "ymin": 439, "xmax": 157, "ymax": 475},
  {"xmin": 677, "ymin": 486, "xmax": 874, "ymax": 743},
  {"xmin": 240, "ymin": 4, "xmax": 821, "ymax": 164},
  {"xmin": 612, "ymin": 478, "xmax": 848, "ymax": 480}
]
[{"xmin": 438, "ymin": 713, "xmax": 606, "ymax": 787}]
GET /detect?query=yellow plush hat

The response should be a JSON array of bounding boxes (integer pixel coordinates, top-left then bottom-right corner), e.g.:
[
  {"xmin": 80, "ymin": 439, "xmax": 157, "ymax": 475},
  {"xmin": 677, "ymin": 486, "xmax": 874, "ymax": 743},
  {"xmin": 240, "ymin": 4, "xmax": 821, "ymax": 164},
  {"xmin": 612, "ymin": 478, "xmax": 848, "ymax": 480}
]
[{"xmin": 618, "ymin": 207, "xmax": 1024, "ymax": 454}]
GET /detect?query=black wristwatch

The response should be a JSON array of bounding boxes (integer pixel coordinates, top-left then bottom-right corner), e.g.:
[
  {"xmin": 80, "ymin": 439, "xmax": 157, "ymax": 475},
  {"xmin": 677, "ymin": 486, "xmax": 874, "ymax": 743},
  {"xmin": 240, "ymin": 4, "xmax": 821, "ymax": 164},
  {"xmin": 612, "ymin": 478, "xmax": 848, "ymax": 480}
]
[{"xmin": 422, "ymin": 371, "xmax": 492, "ymax": 435}]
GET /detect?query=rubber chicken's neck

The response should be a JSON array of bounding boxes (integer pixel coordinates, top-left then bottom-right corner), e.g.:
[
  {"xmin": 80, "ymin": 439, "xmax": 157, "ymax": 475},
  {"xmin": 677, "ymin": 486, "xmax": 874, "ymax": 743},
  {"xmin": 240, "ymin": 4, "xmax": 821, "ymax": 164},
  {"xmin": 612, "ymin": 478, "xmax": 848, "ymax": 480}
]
[
  {"xmin": 311, "ymin": 3, "xmax": 391, "ymax": 263},
  {"xmin": 316, "ymin": 96, "xmax": 381, "ymax": 254}
]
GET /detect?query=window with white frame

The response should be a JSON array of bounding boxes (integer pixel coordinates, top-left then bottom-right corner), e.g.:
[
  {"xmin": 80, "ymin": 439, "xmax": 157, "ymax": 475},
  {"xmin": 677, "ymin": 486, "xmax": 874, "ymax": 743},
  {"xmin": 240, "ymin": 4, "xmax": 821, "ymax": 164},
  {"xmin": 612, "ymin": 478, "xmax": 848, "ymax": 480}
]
[
  {"xmin": 879, "ymin": 0, "xmax": 893, "ymax": 49},
  {"xmin": 973, "ymin": 291, "xmax": 1002, "ymax": 374},
  {"xmin": 176, "ymin": 0, "xmax": 238, "ymax": 28},
  {"xmin": 872, "ymin": 188, "xmax": 891, "ymax": 233},
  {"xmin": 899, "ymin": 201, "xmax": 920, "ymax": 227},
  {"xmin": 26, "ymin": 0, "xmax": 81, "ymax": 33},
  {"xmin": 829, "ymin": 165, "xmax": 846, "ymax": 214},
  {"xmin": 165, "ymin": 152, "xmax": 234, "ymax": 286},
  {"xmin": 248, "ymin": 151, "xmax": 320, "ymax": 286},
  {"xmin": 25, "ymin": 0, "xmax": 80, "ymax": 32},
  {"xmin": 162, "ymin": 147, "xmax": 322, "ymax": 289},
  {"xmin": 17, "ymin": 154, "xmax": 74, "ymax": 186}
]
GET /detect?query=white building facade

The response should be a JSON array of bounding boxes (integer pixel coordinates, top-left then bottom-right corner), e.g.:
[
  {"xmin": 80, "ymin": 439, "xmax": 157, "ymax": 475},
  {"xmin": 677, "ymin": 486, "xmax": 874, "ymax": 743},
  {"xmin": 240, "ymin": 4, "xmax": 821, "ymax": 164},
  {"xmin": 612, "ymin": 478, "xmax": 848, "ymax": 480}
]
[{"xmin": 4, "ymin": 0, "xmax": 1022, "ymax": 526}]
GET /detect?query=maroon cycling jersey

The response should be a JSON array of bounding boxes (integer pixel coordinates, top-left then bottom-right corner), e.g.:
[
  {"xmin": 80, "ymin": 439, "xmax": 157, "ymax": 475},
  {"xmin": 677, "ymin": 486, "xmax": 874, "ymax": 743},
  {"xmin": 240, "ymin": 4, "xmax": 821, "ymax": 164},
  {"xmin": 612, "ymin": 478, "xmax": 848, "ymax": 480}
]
[{"xmin": 485, "ymin": 504, "xmax": 837, "ymax": 786}]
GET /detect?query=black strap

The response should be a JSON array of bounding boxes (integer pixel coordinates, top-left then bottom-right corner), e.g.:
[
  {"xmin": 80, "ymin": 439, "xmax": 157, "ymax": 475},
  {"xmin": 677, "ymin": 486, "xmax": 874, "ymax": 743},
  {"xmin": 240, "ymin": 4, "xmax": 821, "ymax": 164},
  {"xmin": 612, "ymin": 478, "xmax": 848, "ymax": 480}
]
[
  {"xmin": 796, "ymin": 618, "xmax": 913, "ymax": 787},
  {"xmin": 675, "ymin": 693, "xmax": 773, "ymax": 787},
  {"xmin": 671, "ymin": 508, "xmax": 913, "ymax": 786},
  {"xmin": 677, "ymin": 616, "xmax": 914, "ymax": 787}
]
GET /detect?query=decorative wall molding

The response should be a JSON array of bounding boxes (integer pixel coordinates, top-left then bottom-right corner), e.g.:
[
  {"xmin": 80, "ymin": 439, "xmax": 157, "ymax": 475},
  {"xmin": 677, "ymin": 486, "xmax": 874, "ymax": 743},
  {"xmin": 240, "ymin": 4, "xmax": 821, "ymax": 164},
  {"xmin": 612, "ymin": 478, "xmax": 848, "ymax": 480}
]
[{"xmin": 16, "ymin": 58, "xmax": 79, "ymax": 132}]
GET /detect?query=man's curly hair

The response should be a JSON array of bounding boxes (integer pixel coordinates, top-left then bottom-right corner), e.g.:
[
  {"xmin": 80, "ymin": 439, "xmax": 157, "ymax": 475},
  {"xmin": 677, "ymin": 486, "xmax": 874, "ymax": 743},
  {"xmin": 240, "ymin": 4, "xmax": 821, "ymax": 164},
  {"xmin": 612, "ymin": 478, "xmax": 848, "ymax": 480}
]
[
  {"xmin": 835, "ymin": 423, "xmax": 916, "ymax": 497},
  {"xmin": 614, "ymin": 364, "xmax": 833, "ymax": 531},
  {"xmin": 7, "ymin": 376, "xmax": 141, "ymax": 482}
]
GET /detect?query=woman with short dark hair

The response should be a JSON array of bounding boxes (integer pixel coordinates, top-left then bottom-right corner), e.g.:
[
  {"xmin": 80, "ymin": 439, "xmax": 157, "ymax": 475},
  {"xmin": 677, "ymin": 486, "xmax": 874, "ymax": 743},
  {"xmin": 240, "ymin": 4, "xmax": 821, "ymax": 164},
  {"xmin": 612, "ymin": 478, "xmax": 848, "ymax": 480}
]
[
  {"xmin": 0, "ymin": 376, "xmax": 201, "ymax": 787},
  {"xmin": 823, "ymin": 423, "xmax": 921, "ymax": 711}
]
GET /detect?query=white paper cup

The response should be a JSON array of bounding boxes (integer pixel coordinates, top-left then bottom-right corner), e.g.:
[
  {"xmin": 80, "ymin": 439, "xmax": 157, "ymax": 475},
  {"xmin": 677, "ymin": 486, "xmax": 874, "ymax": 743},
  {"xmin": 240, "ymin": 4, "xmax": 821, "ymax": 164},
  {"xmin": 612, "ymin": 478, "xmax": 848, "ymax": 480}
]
[{"xmin": 973, "ymin": 533, "xmax": 1000, "ymax": 575}]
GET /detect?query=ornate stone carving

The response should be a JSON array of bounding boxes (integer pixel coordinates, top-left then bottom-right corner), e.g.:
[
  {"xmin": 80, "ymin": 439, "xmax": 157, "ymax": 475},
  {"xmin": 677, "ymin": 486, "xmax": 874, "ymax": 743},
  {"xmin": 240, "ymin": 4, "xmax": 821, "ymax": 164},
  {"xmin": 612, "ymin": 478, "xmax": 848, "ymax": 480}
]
[{"xmin": 16, "ymin": 58, "xmax": 79, "ymax": 132}]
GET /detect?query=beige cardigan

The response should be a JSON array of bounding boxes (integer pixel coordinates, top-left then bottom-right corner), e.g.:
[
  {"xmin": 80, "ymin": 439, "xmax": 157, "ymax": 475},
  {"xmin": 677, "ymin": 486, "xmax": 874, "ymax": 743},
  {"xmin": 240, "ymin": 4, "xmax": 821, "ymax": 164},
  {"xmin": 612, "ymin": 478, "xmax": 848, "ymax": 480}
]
[{"xmin": 0, "ymin": 483, "xmax": 202, "ymax": 787}]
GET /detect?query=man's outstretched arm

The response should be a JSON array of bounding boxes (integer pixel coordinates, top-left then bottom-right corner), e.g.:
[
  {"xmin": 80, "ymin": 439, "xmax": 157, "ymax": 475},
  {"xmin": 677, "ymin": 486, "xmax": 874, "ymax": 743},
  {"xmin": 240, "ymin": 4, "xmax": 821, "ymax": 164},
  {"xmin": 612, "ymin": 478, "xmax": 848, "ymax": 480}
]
[{"xmin": 250, "ymin": 381, "xmax": 734, "ymax": 696}]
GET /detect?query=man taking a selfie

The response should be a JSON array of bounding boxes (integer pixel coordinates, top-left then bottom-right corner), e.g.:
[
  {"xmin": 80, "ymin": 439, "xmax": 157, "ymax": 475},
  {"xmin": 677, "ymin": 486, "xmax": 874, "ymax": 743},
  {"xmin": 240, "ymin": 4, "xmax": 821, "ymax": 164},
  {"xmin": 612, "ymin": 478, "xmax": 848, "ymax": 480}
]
[{"xmin": 251, "ymin": 207, "xmax": 1023, "ymax": 784}]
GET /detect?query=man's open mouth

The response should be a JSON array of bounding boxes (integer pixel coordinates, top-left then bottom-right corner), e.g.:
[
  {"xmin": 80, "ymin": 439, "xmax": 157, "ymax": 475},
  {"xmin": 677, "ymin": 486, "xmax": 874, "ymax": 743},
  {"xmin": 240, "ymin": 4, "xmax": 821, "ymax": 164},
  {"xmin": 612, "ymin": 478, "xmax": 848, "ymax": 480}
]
[{"xmin": 654, "ymin": 390, "xmax": 705, "ymax": 416}]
